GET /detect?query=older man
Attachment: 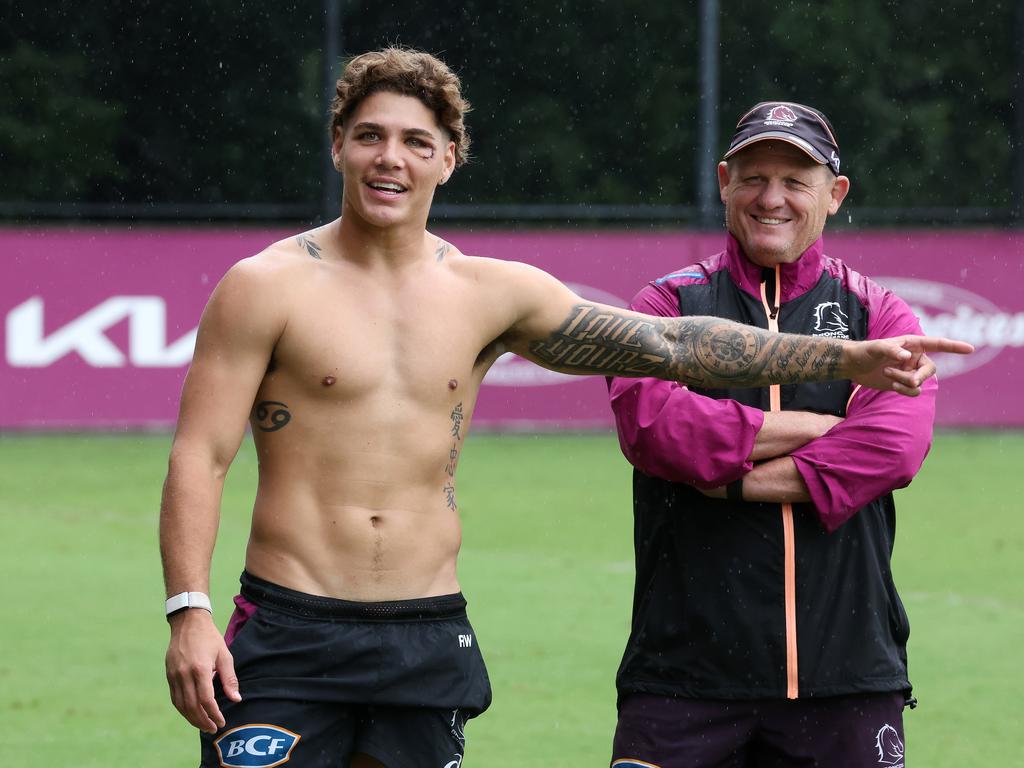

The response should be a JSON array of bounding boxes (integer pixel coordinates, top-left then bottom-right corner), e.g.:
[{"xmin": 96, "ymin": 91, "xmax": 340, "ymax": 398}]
[{"xmin": 609, "ymin": 102, "xmax": 930, "ymax": 768}]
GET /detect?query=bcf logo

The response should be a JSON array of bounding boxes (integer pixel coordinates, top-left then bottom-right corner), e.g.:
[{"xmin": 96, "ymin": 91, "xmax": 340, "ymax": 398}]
[{"xmin": 214, "ymin": 724, "xmax": 301, "ymax": 768}]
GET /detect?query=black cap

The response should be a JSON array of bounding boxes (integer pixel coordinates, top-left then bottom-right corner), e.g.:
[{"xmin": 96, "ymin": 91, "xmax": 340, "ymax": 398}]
[{"xmin": 724, "ymin": 102, "xmax": 842, "ymax": 176}]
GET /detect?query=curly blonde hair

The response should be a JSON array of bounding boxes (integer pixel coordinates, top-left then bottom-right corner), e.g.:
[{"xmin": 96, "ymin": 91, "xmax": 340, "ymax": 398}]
[{"xmin": 329, "ymin": 47, "xmax": 471, "ymax": 167}]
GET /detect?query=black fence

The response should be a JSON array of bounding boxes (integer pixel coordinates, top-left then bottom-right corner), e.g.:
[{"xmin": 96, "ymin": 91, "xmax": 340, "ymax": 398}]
[{"xmin": 4, "ymin": 0, "xmax": 1021, "ymax": 228}]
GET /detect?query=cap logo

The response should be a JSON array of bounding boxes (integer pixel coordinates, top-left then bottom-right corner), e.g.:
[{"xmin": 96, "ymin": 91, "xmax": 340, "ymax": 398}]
[
  {"xmin": 764, "ymin": 105, "xmax": 798, "ymax": 127},
  {"xmin": 830, "ymin": 149, "xmax": 841, "ymax": 172}
]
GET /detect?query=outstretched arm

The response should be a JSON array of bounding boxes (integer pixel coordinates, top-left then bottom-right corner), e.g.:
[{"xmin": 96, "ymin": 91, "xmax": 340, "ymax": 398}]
[{"xmin": 510, "ymin": 294, "xmax": 969, "ymax": 394}]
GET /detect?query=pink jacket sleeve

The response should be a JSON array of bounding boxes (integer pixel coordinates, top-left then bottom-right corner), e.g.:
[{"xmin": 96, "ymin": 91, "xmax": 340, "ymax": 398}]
[
  {"xmin": 607, "ymin": 281, "xmax": 766, "ymax": 487},
  {"xmin": 790, "ymin": 282, "xmax": 937, "ymax": 532}
]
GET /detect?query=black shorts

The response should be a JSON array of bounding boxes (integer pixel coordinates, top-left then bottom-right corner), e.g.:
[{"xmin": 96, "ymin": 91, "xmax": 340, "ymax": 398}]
[
  {"xmin": 200, "ymin": 571, "xmax": 492, "ymax": 768},
  {"xmin": 611, "ymin": 691, "xmax": 909, "ymax": 768}
]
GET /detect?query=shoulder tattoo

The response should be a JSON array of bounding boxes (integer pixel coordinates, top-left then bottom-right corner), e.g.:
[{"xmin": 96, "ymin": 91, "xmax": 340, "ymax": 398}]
[{"xmin": 296, "ymin": 234, "xmax": 323, "ymax": 260}]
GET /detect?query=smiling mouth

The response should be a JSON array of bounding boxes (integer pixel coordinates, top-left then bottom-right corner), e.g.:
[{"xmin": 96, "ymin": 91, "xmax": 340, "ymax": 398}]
[
  {"xmin": 753, "ymin": 216, "xmax": 787, "ymax": 225},
  {"xmin": 367, "ymin": 181, "xmax": 408, "ymax": 195}
]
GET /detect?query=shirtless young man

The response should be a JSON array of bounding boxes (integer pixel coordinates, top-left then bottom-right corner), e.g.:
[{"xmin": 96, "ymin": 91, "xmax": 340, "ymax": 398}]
[{"xmin": 160, "ymin": 48, "xmax": 971, "ymax": 768}]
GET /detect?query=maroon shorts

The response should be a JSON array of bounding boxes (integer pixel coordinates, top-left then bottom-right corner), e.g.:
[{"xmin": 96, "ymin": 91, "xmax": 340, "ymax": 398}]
[{"xmin": 611, "ymin": 691, "xmax": 909, "ymax": 768}]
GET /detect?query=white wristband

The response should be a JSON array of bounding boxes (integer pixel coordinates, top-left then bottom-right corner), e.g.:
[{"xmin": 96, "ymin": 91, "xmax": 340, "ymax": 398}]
[{"xmin": 165, "ymin": 591, "xmax": 212, "ymax": 618}]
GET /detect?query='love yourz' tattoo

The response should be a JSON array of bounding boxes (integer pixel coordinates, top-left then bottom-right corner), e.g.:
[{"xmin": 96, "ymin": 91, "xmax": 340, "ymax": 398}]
[
  {"xmin": 527, "ymin": 306, "xmax": 669, "ymax": 376},
  {"xmin": 296, "ymin": 234, "xmax": 323, "ymax": 260},
  {"xmin": 254, "ymin": 400, "xmax": 291, "ymax": 432},
  {"xmin": 528, "ymin": 305, "xmax": 843, "ymax": 388}
]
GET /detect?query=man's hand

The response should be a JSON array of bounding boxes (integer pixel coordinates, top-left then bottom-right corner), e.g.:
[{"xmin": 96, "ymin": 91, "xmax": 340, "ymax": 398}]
[
  {"xmin": 844, "ymin": 336, "xmax": 973, "ymax": 396},
  {"xmin": 165, "ymin": 609, "xmax": 241, "ymax": 734}
]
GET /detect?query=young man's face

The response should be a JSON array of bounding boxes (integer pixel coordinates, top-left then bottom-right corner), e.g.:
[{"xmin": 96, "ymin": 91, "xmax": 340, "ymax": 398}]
[
  {"xmin": 717, "ymin": 142, "xmax": 850, "ymax": 267},
  {"xmin": 333, "ymin": 90, "xmax": 456, "ymax": 229}
]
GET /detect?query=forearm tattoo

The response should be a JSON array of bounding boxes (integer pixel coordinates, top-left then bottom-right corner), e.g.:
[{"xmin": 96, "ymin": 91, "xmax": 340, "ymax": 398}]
[
  {"xmin": 528, "ymin": 305, "xmax": 843, "ymax": 387},
  {"xmin": 254, "ymin": 400, "xmax": 291, "ymax": 431},
  {"xmin": 296, "ymin": 234, "xmax": 323, "ymax": 260}
]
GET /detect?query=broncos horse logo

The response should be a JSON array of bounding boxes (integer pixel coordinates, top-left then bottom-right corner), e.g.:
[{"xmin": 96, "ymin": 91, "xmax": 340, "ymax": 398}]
[
  {"xmin": 766, "ymin": 105, "xmax": 798, "ymax": 122},
  {"xmin": 875, "ymin": 724, "xmax": 905, "ymax": 765},
  {"xmin": 813, "ymin": 301, "xmax": 850, "ymax": 337}
]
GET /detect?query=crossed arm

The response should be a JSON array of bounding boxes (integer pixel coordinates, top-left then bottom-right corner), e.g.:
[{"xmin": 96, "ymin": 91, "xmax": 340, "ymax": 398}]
[
  {"xmin": 699, "ymin": 410, "xmax": 844, "ymax": 503},
  {"xmin": 608, "ymin": 372, "xmax": 844, "ymax": 503},
  {"xmin": 605, "ymin": 274, "xmax": 941, "ymax": 527},
  {"xmin": 646, "ymin": 381, "xmax": 937, "ymax": 525}
]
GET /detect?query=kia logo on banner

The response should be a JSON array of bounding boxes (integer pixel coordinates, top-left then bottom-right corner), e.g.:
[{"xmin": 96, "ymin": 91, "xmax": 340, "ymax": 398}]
[
  {"xmin": 6, "ymin": 296, "xmax": 197, "ymax": 368},
  {"xmin": 876, "ymin": 278, "xmax": 1024, "ymax": 378},
  {"xmin": 482, "ymin": 282, "xmax": 628, "ymax": 387},
  {"xmin": 4, "ymin": 228, "xmax": 1023, "ymax": 429}
]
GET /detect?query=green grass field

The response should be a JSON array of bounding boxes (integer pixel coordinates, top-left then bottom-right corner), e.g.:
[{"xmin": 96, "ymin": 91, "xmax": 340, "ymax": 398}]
[{"xmin": 2, "ymin": 431, "xmax": 1022, "ymax": 766}]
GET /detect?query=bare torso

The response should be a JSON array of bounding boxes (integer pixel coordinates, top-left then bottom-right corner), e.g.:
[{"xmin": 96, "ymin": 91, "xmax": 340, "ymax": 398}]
[{"xmin": 242, "ymin": 226, "xmax": 508, "ymax": 601}]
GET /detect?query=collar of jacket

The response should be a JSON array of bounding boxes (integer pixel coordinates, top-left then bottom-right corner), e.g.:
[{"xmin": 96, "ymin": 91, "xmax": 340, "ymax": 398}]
[{"xmin": 724, "ymin": 232, "xmax": 827, "ymax": 305}]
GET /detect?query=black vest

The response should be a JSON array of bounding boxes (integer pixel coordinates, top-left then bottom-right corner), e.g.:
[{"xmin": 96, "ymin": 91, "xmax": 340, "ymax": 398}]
[{"xmin": 619, "ymin": 265, "xmax": 911, "ymax": 701}]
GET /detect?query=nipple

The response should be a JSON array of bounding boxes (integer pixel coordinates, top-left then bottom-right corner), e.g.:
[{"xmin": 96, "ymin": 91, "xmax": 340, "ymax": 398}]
[
  {"xmin": 448, "ymin": 378, "xmax": 458, "ymax": 390},
  {"xmin": 322, "ymin": 375, "xmax": 337, "ymax": 386}
]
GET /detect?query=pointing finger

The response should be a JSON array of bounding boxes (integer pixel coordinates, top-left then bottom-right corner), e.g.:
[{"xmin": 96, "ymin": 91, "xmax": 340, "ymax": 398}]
[{"xmin": 910, "ymin": 337, "xmax": 974, "ymax": 355}]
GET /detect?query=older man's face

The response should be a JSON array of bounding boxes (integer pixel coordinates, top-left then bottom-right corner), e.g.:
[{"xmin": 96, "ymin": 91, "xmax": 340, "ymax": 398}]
[{"xmin": 718, "ymin": 142, "xmax": 850, "ymax": 267}]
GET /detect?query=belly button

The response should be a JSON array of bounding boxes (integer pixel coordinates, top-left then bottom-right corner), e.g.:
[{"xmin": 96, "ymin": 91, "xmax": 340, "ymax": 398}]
[
  {"xmin": 448, "ymin": 378, "xmax": 458, "ymax": 390},
  {"xmin": 322, "ymin": 375, "xmax": 336, "ymax": 386}
]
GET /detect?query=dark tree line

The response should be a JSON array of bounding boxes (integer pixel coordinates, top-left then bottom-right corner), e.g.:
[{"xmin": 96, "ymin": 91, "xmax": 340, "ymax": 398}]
[{"xmin": 1, "ymin": 0, "xmax": 1015, "ymax": 220}]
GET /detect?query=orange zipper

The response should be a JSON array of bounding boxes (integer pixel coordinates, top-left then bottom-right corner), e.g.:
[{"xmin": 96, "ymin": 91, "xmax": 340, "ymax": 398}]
[{"xmin": 760, "ymin": 267, "xmax": 799, "ymax": 700}]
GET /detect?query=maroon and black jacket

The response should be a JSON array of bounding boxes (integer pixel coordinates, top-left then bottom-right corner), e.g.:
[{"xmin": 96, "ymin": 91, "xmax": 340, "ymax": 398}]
[{"xmin": 608, "ymin": 234, "xmax": 936, "ymax": 700}]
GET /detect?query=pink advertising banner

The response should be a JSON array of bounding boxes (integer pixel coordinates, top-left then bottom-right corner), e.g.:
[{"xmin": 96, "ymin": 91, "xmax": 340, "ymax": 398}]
[{"xmin": 3, "ymin": 227, "xmax": 1022, "ymax": 430}]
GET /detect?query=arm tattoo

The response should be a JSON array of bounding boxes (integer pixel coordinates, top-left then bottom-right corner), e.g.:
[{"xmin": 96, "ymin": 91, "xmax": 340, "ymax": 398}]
[
  {"xmin": 527, "ymin": 305, "xmax": 844, "ymax": 388},
  {"xmin": 296, "ymin": 234, "xmax": 323, "ymax": 260},
  {"xmin": 526, "ymin": 305, "xmax": 670, "ymax": 376},
  {"xmin": 254, "ymin": 400, "xmax": 291, "ymax": 432},
  {"xmin": 435, "ymin": 238, "xmax": 451, "ymax": 263}
]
